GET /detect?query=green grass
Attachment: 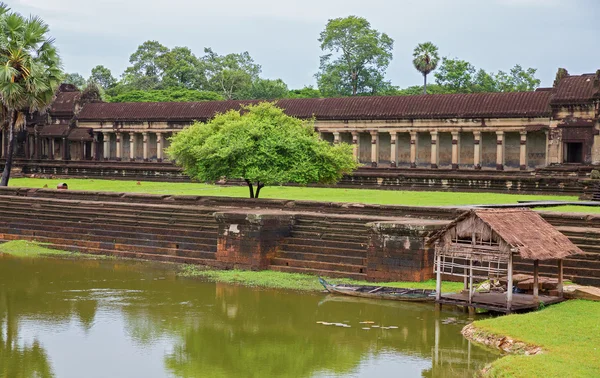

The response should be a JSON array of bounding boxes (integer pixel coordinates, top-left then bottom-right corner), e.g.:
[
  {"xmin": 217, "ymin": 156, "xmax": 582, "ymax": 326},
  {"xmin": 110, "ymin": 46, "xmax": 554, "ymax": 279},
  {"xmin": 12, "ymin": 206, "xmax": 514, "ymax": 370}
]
[
  {"xmin": 539, "ymin": 205, "xmax": 600, "ymax": 214},
  {"xmin": 179, "ymin": 265, "xmax": 464, "ymax": 292},
  {"xmin": 9, "ymin": 178, "xmax": 579, "ymax": 207},
  {"xmin": 472, "ymin": 300, "xmax": 600, "ymax": 377},
  {"xmin": 0, "ymin": 240, "xmax": 111, "ymax": 259}
]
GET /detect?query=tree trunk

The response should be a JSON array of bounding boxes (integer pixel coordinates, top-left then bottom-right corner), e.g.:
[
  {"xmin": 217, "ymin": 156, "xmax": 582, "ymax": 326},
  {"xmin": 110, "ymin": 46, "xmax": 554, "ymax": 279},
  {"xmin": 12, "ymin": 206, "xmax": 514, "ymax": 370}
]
[
  {"xmin": 244, "ymin": 179, "xmax": 254, "ymax": 198},
  {"xmin": 423, "ymin": 74, "xmax": 428, "ymax": 95},
  {"xmin": 0, "ymin": 110, "xmax": 16, "ymax": 187},
  {"xmin": 255, "ymin": 182, "xmax": 265, "ymax": 199}
]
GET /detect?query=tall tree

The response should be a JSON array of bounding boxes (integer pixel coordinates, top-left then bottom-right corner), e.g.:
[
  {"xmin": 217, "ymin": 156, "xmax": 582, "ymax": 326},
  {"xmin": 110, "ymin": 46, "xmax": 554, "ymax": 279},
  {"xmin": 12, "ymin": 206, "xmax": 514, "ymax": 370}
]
[
  {"xmin": 242, "ymin": 78, "xmax": 289, "ymax": 100},
  {"xmin": 90, "ymin": 65, "xmax": 116, "ymax": 90},
  {"xmin": 412, "ymin": 42, "xmax": 440, "ymax": 94},
  {"xmin": 122, "ymin": 40, "xmax": 169, "ymax": 90},
  {"xmin": 434, "ymin": 58, "xmax": 476, "ymax": 93},
  {"xmin": 167, "ymin": 103, "xmax": 357, "ymax": 198},
  {"xmin": 495, "ymin": 64, "xmax": 540, "ymax": 92},
  {"xmin": 158, "ymin": 47, "xmax": 205, "ymax": 90},
  {"xmin": 316, "ymin": 16, "xmax": 394, "ymax": 96},
  {"xmin": 202, "ymin": 48, "xmax": 261, "ymax": 100},
  {"xmin": 0, "ymin": 3, "xmax": 62, "ymax": 186},
  {"xmin": 63, "ymin": 72, "xmax": 86, "ymax": 88},
  {"xmin": 288, "ymin": 86, "xmax": 322, "ymax": 99}
]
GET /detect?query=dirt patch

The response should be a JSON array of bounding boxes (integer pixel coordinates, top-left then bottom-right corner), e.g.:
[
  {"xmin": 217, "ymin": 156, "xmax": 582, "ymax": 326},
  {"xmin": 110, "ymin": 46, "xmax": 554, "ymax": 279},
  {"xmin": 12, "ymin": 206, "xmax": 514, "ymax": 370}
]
[{"xmin": 462, "ymin": 323, "xmax": 542, "ymax": 355}]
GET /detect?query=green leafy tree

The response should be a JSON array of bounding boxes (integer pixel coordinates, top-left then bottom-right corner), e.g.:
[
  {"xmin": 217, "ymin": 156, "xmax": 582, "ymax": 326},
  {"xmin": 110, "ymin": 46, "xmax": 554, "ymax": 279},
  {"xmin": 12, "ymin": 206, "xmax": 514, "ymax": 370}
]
[
  {"xmin": 316, "ymin": 16, "xmax": 394, "ymax": 96},
  {"xmin": 168, "ymin": 102, "xmax": 357, "ymax": 198},
  {"xmin": 122, "ymin": 40, "xmax": 169, "ymax": 90},
  {"xmin": 434, "ymin": 58, "xmax": 476, "ymax": 93},
  {"xmin": 90, "ymin": 65, "xmax": 116, "ymax": 90},
  {"xmin": 202, "ymin": 48, "xmax": 261, "ymax": 100},
  {"xmin": 288, "ymin": 86, "xmax": 322, "ymax": 99},
  {"xmin": 63, "ymin": 72, "xmax": 86, "ymax": 88},
  {"xmin": 495, "ymin": 64, "xmax": 540, "ymax": 92},
  {"xmin": 158, "ymin": 47, "xmax": 205, "ymax": 90},
  {"xmin": 0, "ymin": 3, "xmax": 62, "ymax": 186},
  {"xmin": 395, "ymin": 84, "xmax": 451, "ymax": 96},
  {"xmin": 109, "ymin": 88, "xmax": 222, "ymax": 103},
  {"xmin": 412, "ymin": 42, "xmax": 440, "ymax": 94},
  {"xmin": 472, "ymin": 69, "xmax": 498, "ymax": 92},
  {"xmin": 242, "ymin": 78, "xmax": 289, "ymax": 100}
]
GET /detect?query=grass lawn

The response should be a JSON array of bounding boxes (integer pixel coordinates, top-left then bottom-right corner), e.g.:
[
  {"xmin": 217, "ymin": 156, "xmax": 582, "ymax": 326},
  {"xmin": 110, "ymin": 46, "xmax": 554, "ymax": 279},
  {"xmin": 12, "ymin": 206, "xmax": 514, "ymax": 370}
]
[
  {"xmin": 8, "ymin": 178, "xmax": 580, "ymax": 207},
  {"xmin": 472, "ymin": 300, "xmax": 600, "ymax": 378},
  {"xmin": 0, "ymin": 240, "xmax": 109, "ymax": 259},
  {"xmin": 539, "ymin": 205, "xmax": 600, "ymax": 214}
]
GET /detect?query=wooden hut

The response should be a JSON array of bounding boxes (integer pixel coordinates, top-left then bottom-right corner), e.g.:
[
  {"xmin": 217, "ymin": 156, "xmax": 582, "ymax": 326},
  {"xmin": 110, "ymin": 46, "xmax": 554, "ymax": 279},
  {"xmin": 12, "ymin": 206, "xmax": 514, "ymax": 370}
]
[{"xmin": 429, "ymin": 208, "xmax": 582, "ymax": 312}]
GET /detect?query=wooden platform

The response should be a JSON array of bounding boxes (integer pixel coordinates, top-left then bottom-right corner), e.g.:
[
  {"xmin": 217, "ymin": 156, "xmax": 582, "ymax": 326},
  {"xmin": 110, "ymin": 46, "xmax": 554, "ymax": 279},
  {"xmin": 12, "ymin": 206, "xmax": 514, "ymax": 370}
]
[{"xmin": 437, "ymin": 292, "xmax": 565, "ymax": 313}]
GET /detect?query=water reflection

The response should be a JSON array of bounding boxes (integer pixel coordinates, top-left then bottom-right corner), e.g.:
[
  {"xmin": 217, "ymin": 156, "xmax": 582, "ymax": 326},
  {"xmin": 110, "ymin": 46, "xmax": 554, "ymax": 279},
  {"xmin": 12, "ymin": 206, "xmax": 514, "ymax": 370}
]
[{"xmin": 0, "ymin": 255, "xmax": 498, "ymax": 377}]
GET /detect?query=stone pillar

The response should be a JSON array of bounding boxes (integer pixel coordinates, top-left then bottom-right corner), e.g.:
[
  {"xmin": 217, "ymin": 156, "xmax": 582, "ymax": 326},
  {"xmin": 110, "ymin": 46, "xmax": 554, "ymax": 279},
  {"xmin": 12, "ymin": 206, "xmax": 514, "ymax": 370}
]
[
  {"xmin": 473, "ymin": 131, "xmax": 481, "ymax": 170},
  {"xmin": 129, "ymin": 133, "xmax": 136, "ymax": 161},
  {"xmin": 496, "ymin": 131, "xmax": 504, "ymax": 171},
  {"xmin": 451, "ymin": 131, "xmax": 459, "ymax": 169},
  {"xmin": 34, "ymin": 130, "xmax": 40, "ymax": 160},
  {"xmin": 156, "ymin": 132, "xmax": 163, "ymax": 162},
  {"xmin": 51, "ymin": 138, "xmax": 56, "ymax": 160},
  {"xmin": 61, "ymin": 137, "xmax": 69, "ymax": 160},
  {"xmin": 214, "ymin": 211, "xmax": 295, "ymax": 270},
  {"xmin": 80, "ymin": 141, "xmax": 85, "ymax": 160},
  {"xmin": 333, "ymin": 131, "xmax": 340, "ymax": 145},
  {"xmin": 390, "ymin": 132, "xmax": 397, "ymax": 167},
  {"xmin": 143, "ymin": 132, "xmax": 149, "ymax": 161},
  {"xmin": 430, "ymin": 131, "xmax": 438, "ymax": 169},
  {"xmin": 366, "ymin": 219, "xmax": 449, "ymax": 282},
  {"xmin": 370, "ymin": 131, "xmax": 378, "ymax": 167},
  {"xmin": 410, "ymin": 131, "xmax": 417, "ymax": 168},
  {"xmin": 520, "ymin": 131, "xmax": 527, "ymax": 170},
  {"xmin": 103, "ymin": 132, "xmax": 110, "ymax": 160},
  {"xmin": 115, "ymin": 132, "xmax": 122, "ymax": 161},
  {"xmin": 92, "ymin": 133, "xmax": 98, "ymax": 160},
  {"xmin": 351, "ymin": 132, "xmax": 358, "ymax": 161}
]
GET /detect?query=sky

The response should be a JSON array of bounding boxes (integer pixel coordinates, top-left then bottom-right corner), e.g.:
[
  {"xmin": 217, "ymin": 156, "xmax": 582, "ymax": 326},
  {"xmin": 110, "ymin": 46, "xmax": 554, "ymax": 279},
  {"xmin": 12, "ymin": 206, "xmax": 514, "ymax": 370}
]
[{"xmin": 9, "ymin": 0, "xmax": 600, "ymax": 89}]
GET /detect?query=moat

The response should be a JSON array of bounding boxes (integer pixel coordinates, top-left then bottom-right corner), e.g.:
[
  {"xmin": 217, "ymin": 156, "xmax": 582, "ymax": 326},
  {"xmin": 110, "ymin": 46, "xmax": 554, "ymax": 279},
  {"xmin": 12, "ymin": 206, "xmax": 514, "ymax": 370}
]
[{"xmin": 0, "ymin": 255, "xmax": 498, "ymax": 377}]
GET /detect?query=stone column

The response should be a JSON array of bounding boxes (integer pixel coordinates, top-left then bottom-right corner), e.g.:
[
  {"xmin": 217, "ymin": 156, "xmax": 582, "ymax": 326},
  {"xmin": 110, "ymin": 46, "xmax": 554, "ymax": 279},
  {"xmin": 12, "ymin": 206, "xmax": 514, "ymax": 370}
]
[
  {"xmin": 115, "ymin": 132, "xmax": 122, "ymax": 161},
  {"xmin": 143, "ymin": 132, "xmax": 149, "ymax": 161},
  {"xmin": 156, "ymin": 132, "xmax": 163, "ymax": 162},
  {"xmin": 129, "ymin": 133, "xmax": 136, "ymax": 161},
  {"xmin": 333, "ymin": 131, "xmax": 340, "ymax": 145},
  {"xmin": 91, "ymin": 133, "xmax": 98, "ymax": 160},
  {"xmin": 410, "ymin": 131, "xmax": 417, "ymax": 168},
  {"xmin": 80, "ymin": 141, "xmax": 85, "ymax": 160},
  {"xmin": 370, "ymin": 131, "xmax": 378, "ymax": 167},
  {"xmin": 390, "ymin": 132, "xmax": 397, "ymax": 167},
  {"xmin": 496, "ymin": 131, "xmax": 504, "ymax": 171},
  {"xmin": 520, "ymin": 131, "xmax": 528, "ymax": 170},
  {"xmin": 51, "ymin": 138, "xmax": 56, "ymax": 160},
  {"xmin": 430, "ymin": 131, "xmax": 438, "ymax": 169},
  {"xmin": 33, "ymin": 130, "xmax": 39, "ymax": 160},
  {"xmin": 473, "ymin": 131, "xmax": 481, "ymax": 169},
  {"xmin": 451, "ymin": 131, "xmax": 459, "ymax": 169},
  {"xmin": 62, "ymin": 137, "xmax": 69, "ymax": 160},
  {"xmin": 351, "ymin": 132, "xmax": 358, "ymax": 161},
  {"xmin": 103, "ymin": 132, "xmax": 110, "ymax": 160}
]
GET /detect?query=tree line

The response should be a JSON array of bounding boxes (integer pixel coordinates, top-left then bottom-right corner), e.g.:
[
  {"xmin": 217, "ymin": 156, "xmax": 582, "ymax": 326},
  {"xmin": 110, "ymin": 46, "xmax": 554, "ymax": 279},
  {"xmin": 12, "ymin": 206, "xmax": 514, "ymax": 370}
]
[{"xmin": 65, "ymin": 15, "xmax": 541, "ymax": 103}]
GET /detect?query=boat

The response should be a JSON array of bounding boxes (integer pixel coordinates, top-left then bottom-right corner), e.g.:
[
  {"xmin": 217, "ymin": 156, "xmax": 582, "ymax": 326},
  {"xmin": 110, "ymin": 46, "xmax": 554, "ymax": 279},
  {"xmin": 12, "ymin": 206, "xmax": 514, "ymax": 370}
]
[{"xmin": 318, "ymin": 277, "xmax": 436, "ymax": 302}]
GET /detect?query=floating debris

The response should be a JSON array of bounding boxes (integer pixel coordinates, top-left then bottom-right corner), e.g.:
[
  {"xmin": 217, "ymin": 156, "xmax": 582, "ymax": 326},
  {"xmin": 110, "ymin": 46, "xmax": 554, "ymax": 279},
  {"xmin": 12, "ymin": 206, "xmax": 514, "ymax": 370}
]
[
  {"xmin": 387, "ymin": 326, "xmax": 398, "ymax": 329},
  {"xmin": 360, "ymin": 321, "xmax": 375, "ymax": 324},
  {"xmin": 371, "ymin": 325, "xmax": 380, "ymax": 328},
  {"xmin": 442, "ymin": 317, "xmax": 458, "ymax": 325},
  {"xmin": 362, "ymin": 327, "xmax": 370, "ymax": 330}
]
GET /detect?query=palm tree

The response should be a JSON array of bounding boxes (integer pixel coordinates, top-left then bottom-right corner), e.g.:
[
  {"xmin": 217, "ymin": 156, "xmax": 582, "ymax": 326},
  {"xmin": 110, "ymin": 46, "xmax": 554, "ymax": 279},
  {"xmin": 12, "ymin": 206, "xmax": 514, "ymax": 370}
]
[
  {"xmin": 412, "ymin": 42, "xmax": 440, "ymax": 95},
  {"xmin": 0, "ymin": 3, "xmax": 62, "ymax": 186}
]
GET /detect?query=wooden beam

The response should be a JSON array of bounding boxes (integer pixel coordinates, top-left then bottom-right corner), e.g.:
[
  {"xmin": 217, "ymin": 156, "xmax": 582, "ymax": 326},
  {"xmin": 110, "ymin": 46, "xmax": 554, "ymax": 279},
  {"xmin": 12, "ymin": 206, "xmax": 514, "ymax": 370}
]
[
  {"xmin": 533, "ymin": 260, "xmax": 539, "ymax": 300},
  {"xmin": 507, "ymin": 252, "xmax": 513, "ymax": 311},
  {"xmin": 435, "ymin": 251, "xmax": 442, "ymax": 301},
  {"xmin": 557, "ymin": 259, "xmax": 564, "ymax": 298}
]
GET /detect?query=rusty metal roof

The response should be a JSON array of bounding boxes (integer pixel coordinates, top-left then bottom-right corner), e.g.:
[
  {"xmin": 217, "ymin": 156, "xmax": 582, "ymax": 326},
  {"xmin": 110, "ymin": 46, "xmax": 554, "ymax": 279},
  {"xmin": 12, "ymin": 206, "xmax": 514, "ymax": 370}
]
[
  {"xmin": 50, "ymin": 91, "xmax": 81, "ymax": 115},
  {"xmin": 551, "ymin": 73, "xmax": 600, "ymax": 105},
  {"xmin": 77, "ymin": 90, "xmax": 554, "ymax": 122}
]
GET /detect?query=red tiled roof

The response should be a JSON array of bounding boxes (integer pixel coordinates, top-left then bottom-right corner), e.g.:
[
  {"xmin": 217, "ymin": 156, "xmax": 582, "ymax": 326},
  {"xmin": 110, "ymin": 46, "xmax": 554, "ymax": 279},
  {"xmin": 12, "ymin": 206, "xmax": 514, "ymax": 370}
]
[
  {"xmin": 551, "ymin": 74, "xmax": 600, "ymax": 105},
  {"xmin": 50, "ymin": 91, "xmax": 81, "ymax": 115},
  {"xmin": 78, "ymin": 91, "xmax": 553, "ymax": 122}
]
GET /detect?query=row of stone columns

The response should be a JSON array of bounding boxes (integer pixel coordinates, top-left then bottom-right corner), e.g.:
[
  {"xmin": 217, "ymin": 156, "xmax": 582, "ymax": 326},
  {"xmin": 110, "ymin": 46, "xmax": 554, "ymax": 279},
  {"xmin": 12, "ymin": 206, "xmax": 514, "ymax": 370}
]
[
  {"xmin": 101, "ymin": 131, "xmax": 165, "ymax": 162},
  {"xmin": 329, "ymin": 130, "xmax": 530, "ymax": 170}
]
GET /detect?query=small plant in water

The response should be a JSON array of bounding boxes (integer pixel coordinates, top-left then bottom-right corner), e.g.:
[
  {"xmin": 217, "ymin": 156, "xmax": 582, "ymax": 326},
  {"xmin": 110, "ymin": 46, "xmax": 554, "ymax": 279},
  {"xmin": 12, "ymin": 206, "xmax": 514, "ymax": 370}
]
[{"xmin": 537, "ymin": 301, "xmax": 546, "ymax": 311}]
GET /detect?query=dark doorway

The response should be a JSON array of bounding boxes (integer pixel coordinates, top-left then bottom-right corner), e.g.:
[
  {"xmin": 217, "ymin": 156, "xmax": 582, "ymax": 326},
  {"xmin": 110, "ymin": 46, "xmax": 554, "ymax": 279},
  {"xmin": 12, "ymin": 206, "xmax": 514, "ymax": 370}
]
[{"xmin": 564, "ymin": 142, "xmax": 583, "ymax": 163}]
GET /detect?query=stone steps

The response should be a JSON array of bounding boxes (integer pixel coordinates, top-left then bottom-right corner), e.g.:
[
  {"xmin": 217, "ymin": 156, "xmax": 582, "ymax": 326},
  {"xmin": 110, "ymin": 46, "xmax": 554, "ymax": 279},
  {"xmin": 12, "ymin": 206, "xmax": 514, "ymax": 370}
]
[
  {"xmin": 269, "ymin": 265, "xmax": 367, "ymax": 281},
  {"xmin": 275, "ymin": 250, "xmax": 365, "ymax": 265},
  {"xmin": 289, "ymin": 230, "xmax": 367, "ymax": 243},
  {"xmin": 270, "ymin": 258, "xmax": 365, "ymax": 274},
  {"xmin": 281, "ymin": 237, "xmax": 367, "ymax": 251}
]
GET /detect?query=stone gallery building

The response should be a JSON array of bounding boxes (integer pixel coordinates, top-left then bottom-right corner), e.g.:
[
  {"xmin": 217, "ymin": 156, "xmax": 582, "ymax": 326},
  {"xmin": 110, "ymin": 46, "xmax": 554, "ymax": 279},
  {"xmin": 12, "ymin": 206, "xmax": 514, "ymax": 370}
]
[{"xmin": 1, "ymin": 69, "xmax": 599, "ymax": 172}]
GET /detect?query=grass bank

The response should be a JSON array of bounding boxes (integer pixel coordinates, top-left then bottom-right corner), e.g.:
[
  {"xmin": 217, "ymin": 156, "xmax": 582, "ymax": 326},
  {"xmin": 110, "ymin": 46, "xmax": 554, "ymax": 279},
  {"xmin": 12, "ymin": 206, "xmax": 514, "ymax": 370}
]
[
  {"xmin": 469, "ymin": 300, "xmax": 600, "ymax": 378},
  {"xmin": 539, "ymin": 205, "xmax": 600, "ymax": 214},
  {"xmin": 0, "ymin": 240, "xmax": 111, "ymax": 259},
  {"xmin": 9, "ymin": 178, "xmax": 579, "ymax": 206},
  {"xmin": 179, "ymin": 265, "xmax": 464, "ymax": 292}
]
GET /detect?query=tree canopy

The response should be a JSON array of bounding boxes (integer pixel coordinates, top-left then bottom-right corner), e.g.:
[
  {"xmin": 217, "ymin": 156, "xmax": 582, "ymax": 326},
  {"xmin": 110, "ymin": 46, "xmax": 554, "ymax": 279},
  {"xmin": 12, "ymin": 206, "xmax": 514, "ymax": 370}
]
[
  {"xmin": 109, "ymin": 88, "xmax": 223, "ymax": 103},
  {"xmin": 316, "ymin": 16, "xmax": 394, "ymax": 97},
  {"xmin": 90, "ymin": 65, "xmax": 116, "ymax": 90},
  {"xmin": 0, "ymin": 3, "xmax": 62, "ymax": 186},
  {"xmin": 167, "ymin": 102, "xmax": 357, "ymax": 198}
]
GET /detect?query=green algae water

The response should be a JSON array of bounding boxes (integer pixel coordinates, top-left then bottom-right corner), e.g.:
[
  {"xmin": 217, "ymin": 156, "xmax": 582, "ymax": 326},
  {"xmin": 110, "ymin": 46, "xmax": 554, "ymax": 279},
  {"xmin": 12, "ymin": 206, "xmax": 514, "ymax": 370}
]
[{"xmin": 0, "ymin": 255, "xmax": 498, "ymax": 377}]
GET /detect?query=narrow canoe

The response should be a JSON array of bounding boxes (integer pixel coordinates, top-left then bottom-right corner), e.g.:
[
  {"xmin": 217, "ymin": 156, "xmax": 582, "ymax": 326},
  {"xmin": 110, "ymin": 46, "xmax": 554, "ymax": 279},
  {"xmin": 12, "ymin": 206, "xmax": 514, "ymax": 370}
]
[{"xmin": 319, "ymin": 277, "xmax": 436, "ymax": 302}]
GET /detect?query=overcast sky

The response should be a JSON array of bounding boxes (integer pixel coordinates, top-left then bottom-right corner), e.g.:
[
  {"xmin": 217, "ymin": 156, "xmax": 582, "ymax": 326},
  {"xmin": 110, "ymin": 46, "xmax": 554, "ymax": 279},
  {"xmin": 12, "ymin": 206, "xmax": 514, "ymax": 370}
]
[{"xmin": 10, "ymin": 0, "xmax": 600, "ymax": 89}]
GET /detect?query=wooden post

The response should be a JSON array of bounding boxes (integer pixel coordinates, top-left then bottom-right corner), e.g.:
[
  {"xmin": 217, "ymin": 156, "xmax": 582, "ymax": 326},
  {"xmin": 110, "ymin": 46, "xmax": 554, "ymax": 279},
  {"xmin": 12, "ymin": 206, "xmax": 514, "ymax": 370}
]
[
  {"xmin": 469, "ymin": 257, "xmax": 474, "ymax": 304},
  {"xmin": 533, "ymin": 259, "xmax": 539, "ymax": 301},
  {"xmin": 507, "ymin": 252, "xmax": 513, "ymax": 311},
  {"xmin": 435, "ymin": 251, "xmax": 442, "ymax": 301},
  {"xmin": 557, "ymin": 259, "xmax": 564, "ymax": 298}
]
